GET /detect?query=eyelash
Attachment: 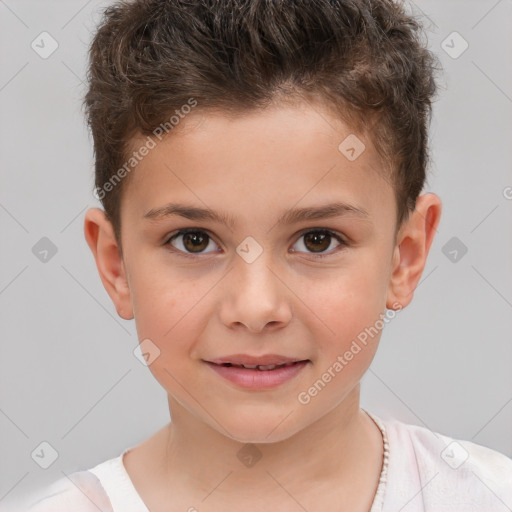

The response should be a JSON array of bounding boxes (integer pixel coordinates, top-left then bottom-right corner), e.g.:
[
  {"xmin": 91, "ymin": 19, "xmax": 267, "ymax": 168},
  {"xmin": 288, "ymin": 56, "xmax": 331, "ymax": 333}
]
[{"xmin": 164, "ymin": 228, "xmax": 348, "ymax": 259}]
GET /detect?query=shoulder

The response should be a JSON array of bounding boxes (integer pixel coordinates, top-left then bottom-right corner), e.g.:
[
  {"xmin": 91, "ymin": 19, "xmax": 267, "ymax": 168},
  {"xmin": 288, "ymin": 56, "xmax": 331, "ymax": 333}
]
[
  {"xmin": 391, "ymin": 418, "xmax": 512, "ymax": 478},
  {"xmin": 382, "ymin": 416, "xmax": 512, "ymax": 510},
  {"xmin": 25, "ymin": 470, "xmax": 113, "ymax": 512}
]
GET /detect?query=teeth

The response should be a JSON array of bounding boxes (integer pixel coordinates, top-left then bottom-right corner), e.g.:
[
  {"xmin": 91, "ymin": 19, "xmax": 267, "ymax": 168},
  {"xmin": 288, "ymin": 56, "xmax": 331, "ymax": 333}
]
[
  {"xmin": 257, "ymin": 364, "xmax": 277, "ymax": 370},
  {"xmin": 221, "ymin": 362, "xmax": 301, "ymax": 370},
  {"xmin": 235, "ymin": 363, "xmax": 281, "ymax": 370}
]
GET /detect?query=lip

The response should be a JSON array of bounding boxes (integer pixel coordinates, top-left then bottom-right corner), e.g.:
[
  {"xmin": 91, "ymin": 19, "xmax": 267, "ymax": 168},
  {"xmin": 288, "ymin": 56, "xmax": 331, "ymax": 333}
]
[
  {"xmin": 206, "ymin": 354, "xmax": 305, "ymax": 366},
  {"xmin": 204, "ymin": 359, "xmax": 310, "ymax": 390}
]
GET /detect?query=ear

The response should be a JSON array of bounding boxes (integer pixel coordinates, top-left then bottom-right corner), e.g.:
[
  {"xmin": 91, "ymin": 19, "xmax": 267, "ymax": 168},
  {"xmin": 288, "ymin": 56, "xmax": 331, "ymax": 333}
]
[
  {"xmin": 386, "ymin": 193, "xmax": 442, "ymax": 309},
  {"xmin": 83, "ymin": 208, "xmax": 134, "ymax": 320}
]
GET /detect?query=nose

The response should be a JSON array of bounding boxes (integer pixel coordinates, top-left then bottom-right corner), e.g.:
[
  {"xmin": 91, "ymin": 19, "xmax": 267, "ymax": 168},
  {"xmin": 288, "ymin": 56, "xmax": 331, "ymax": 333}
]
[{"xmin": 218, "ymin": 254, "xmax": 293, "ymax": 334}]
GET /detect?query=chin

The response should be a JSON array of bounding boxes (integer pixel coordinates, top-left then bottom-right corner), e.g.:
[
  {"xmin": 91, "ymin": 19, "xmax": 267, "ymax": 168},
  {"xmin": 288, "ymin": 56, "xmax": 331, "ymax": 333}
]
[{"xmin": 217, "ymin": 411, "xmax": 305, "ymax": 445}]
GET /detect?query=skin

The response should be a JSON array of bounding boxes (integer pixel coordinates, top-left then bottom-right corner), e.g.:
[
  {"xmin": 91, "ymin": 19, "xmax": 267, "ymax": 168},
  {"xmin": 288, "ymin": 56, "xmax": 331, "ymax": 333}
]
[{"xmin": 84, "ymin": 100, "xmax": 442, "ymax": 511}]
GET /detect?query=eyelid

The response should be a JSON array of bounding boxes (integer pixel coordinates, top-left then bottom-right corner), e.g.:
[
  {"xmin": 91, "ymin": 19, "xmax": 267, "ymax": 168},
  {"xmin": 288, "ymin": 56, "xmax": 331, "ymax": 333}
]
[
  {"xmin": 290, "ymin": 228, "xmax": 348, "ymax": 258},
  {"xmin": 294, "ymin": 226, "xmax": 347, "ymax": 242},
  {"xmin": 165, "ymin": 228, "xmax": 222, "ymax": 257}
]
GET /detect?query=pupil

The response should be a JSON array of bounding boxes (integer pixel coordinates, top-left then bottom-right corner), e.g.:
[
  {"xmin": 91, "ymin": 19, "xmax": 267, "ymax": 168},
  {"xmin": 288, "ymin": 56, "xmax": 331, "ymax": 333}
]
[{"xmin": 304, "ymin": 232, "xmax": 330, "ymax": 253}]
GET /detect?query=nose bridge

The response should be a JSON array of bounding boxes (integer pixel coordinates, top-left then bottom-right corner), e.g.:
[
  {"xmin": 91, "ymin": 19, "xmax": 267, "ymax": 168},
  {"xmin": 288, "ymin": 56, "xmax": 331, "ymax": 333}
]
[
  {"xmin": 234, "ymin": 239, "xmax": 281, "ymax": 298},
  {"xmin": 219, "ymin": 238, "xmax": 292, "ymax": 331}
]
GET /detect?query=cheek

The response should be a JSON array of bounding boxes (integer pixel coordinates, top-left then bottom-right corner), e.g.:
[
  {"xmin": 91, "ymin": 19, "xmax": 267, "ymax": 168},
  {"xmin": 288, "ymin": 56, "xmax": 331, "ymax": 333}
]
[
  {"xmin": 130, "ymin": 277, "xmax": 204, "ymax": 390},
  {"xmin": 310, "ymin": 266, "xmax": 385, "ymax": 328},
  {"xmin": 129, "ymin": 258, "xmax": 211, "ymax": 335},
  {"xmin": 129, "ymin": 270, "xmax": 215, "ymax": 388},
  {"xmin": 305, "ymin": 263, "xmax": 387, "ymax": 365}
]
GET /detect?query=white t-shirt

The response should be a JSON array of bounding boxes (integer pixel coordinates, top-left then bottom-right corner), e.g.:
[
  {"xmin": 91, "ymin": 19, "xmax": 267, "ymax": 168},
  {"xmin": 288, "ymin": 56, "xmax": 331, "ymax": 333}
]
[{"xmin": 19, "ymin": 414, "xmax": 512, "ymax": 512}]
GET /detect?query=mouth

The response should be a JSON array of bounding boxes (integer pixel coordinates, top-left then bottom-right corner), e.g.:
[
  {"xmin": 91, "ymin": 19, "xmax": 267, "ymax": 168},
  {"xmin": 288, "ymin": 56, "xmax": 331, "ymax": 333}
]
[
  {"xmin": 203, "ymin": 356, "xmax": 310, "ymax": 389},
  {"xmin": 204, "ymin": 353, "xmax": 310, "ymax": 369},
  {"xmin": 211, "ymin": 361, "xmax": 307, "ymax": 371}
]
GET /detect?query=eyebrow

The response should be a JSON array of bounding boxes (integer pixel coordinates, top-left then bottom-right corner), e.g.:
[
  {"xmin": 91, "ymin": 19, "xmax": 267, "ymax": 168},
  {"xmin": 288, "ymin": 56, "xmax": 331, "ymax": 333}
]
[{"xmin": 143, "ymin": 201, "xmax": 370, "ymax": 229}]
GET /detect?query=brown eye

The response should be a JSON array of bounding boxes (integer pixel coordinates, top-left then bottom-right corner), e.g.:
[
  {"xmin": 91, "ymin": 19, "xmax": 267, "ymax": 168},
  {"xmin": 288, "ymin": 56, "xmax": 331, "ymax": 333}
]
[
  {"xmin": 303, "ymin": 232, "xmax": 331, "ymax": 252},
  {"xmin": 292, "ymin": 229, "xmax": 346, "ymax": 257},
  {"xmin": 166, "ymin": 229, "xmax": 218, "ymax": 254},
  {"xmin": 165, "ymin": 228, "xmax": 347, "ymax": 259}
]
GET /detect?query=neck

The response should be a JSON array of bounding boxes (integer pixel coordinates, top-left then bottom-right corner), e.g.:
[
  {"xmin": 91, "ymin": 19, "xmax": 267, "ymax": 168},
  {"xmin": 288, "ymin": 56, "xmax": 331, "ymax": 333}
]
[{"xmin": 154, "ymin": 386, "xmax": 383, "ymax": 508}]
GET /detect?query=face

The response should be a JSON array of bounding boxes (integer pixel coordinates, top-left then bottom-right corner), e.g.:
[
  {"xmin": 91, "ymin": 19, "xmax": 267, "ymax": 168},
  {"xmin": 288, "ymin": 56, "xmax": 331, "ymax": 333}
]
[{"xmin": 89, "ymin": 101, "xmax": 412, "ymax": 443}]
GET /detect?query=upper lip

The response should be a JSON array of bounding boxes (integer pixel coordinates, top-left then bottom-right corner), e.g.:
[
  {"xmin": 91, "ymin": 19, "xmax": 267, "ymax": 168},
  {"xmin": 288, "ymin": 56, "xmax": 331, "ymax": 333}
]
[{"xmin": 205, "ymin": 354, "xmax": 308, "ymax": 366}]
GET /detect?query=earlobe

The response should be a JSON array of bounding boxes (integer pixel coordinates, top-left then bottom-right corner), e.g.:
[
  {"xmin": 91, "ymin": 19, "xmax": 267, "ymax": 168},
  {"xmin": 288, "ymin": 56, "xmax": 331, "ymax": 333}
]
[
  {"xmin": 83, "ymin": 208, "xmax": 134, "ymax": 320},
  {"xmin": 385, "ymin": 193, "xmax": 442, "ymax": 309}
]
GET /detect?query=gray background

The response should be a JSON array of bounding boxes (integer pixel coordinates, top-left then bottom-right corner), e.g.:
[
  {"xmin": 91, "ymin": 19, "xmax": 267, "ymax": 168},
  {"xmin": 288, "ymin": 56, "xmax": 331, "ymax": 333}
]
[{"xmin": 1, "ymin": 0, "xmax": 511, "ymax": 508}]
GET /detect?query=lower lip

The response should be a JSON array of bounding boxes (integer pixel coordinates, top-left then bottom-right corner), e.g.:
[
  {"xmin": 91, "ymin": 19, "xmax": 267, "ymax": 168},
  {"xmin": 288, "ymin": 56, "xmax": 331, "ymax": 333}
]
[{"xmin": 204, "ymin": 361, "xmax": 309, "ymax": 390}]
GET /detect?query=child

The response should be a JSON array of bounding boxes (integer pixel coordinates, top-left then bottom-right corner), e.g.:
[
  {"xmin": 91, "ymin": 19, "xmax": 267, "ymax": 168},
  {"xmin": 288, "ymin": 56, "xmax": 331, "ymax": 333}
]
[{"xmin": 22, "ymin": 0, "xmax": 512, "ymax": 510}]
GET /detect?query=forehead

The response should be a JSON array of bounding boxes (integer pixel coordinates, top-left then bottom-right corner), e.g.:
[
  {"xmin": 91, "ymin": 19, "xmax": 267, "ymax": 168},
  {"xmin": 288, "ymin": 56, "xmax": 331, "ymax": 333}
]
[{"xmin": 121, "ymin": 103, "xmax": 395, "ymax": 229}]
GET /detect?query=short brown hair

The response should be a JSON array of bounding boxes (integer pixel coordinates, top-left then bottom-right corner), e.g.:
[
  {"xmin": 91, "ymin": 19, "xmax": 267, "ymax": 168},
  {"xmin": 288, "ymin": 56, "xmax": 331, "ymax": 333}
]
[{"xmin": 83, "ymin": 0, "xmax": 443, "ymax": 252}]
